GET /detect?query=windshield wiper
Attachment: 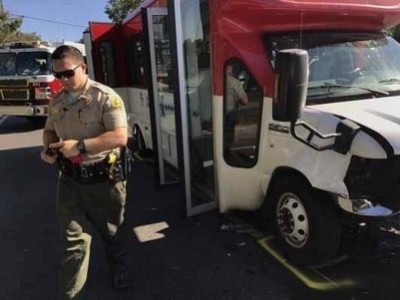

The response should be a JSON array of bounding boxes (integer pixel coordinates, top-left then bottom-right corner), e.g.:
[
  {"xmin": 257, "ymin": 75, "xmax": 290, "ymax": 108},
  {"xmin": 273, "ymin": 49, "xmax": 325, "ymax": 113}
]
[
  {"xmin": 309, "ymin": 82, "xmax": 389, "ymax": 97},
  {"xmin": 378, "ymin": 78, "xmax": 400, "ymax": 84}
]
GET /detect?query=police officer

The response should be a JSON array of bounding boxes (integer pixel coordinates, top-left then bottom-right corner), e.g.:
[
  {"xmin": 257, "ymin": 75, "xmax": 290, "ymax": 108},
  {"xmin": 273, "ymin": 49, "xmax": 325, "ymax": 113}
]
[{"xmin": 40, "ymin": 45, "xmax": 129, "ymax": 299}]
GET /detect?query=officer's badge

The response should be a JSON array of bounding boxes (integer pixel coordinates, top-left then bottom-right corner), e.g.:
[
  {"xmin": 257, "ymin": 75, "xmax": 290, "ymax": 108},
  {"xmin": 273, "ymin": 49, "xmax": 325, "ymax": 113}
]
[{"xmin": 111, "ymin": 96, "xmax": 123, "ymax": 109}]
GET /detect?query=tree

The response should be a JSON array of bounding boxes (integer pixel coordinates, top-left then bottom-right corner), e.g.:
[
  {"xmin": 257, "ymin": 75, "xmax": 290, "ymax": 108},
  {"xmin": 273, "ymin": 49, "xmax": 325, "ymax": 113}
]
[
  {"xmin": 387, "ymin": 24, "xmax": 400, "ymax": 43},
  {"xmin": 0, "ymin": 10, "xmax": 22, "ymax": 42},
  {"xmin": 0, "ymin": 10, "xmax": 41, "ymax": 42},
  {"xmin": 105, "ymin": 0, "xmax": 143, "ymax": 23},
  {"xmin": 6, "ymin": 30, "xmax": 41, "ymax": 42}
]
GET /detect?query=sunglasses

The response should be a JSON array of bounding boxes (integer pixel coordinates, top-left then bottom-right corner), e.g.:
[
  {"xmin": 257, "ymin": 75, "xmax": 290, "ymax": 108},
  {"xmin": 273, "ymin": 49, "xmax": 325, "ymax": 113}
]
[{"xmin": 53, "ymin": 64, "xmax": 81, "ymax": 79}]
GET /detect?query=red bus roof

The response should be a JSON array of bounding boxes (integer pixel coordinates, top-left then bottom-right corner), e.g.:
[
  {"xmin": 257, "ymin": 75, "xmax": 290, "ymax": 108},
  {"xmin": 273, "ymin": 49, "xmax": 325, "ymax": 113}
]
[{"xmin": 217, "ymin": 0, "xmax": 400, "ymax": 33}]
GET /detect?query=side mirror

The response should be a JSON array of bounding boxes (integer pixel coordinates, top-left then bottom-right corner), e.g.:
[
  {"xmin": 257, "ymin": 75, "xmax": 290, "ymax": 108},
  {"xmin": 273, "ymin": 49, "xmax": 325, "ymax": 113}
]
[
  {"xmin": 334, "ymin": 119, "xmax": 360, "ymax": 154},
  {"xmin": 273, "ymin": 49, "xmax": 309, "ymax": 123}
]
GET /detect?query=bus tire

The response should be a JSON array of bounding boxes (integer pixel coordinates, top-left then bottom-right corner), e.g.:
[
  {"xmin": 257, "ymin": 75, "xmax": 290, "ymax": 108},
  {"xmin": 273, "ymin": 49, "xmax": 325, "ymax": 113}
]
[{"xmin": 269, "ymin": 176, "xmax": 341, "ymax": 265}]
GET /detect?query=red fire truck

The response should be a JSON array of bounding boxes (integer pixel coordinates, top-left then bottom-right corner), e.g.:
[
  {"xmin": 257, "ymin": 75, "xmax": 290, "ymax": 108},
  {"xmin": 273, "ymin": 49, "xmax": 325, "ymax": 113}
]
[
  {"xmin": 85, "ymin": 0, "xmax": 400, "ymax": 265},
  {"xmin": 0, "ymin": 41, "xmax": 85, "ymax": 125}
]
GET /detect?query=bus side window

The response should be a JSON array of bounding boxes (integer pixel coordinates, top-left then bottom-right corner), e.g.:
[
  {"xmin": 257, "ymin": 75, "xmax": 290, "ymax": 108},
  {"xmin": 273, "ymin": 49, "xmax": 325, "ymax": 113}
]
[
  {"xmin": 223, "ymin": 60, "xmax": 263, "ymax": 168},
  {"xmin": 99, "ymin": 41, "xmax": 117, "ymax": 87},
  {"xmin": 128, "ymin": 34, "xmax": 146, "ymax": 87}
]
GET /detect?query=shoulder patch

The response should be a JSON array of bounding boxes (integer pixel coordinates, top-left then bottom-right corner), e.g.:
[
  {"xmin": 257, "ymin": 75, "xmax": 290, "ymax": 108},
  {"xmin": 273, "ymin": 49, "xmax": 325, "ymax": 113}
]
[{"xmin": 110, "ymin": 96, "xmax": 123, "ymax": 109}]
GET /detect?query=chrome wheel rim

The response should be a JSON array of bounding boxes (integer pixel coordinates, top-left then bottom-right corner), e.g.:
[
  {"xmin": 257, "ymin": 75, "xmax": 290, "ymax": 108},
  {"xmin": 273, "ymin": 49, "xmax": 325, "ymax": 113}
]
[{"xmin": 276, "ymin": 192, "xmax": 309, "ymax": 248}]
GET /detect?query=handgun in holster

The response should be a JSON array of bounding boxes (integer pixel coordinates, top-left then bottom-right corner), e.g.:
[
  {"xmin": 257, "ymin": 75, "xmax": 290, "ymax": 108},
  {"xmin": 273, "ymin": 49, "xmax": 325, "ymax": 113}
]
[
  {"xmin": 107, "ymin": 147, "xmax": 133, "ymax": 183},
  {"xmin": 121, "ymin": 146, "xmax": 134, "ymax": 175}
]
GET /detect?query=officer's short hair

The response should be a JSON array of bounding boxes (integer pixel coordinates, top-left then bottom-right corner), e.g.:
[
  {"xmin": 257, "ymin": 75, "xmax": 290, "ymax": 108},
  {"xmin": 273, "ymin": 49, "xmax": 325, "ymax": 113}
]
[{"xmin": 51, "ymin": 45, "xmax": 84, "ymax": 65}]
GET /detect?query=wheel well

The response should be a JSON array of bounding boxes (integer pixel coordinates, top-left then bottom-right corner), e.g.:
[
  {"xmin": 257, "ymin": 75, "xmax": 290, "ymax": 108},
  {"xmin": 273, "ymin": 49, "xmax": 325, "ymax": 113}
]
[
  {"xmin": 262, "ymin": 167, "xmax": 335, "ymax": 217},
  {"xmin": 133, "ymin": 123, "xmax": 148, "ymax": 148},
  {"xmin": 267, "ymin": 167, "xmax": 311, "ymax": 197}
]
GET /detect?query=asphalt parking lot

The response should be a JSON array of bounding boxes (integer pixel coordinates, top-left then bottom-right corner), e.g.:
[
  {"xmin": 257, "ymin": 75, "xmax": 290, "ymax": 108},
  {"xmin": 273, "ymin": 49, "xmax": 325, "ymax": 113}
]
[
  {"xmin": 2, "ymin": 117, "xmax": 400, "ymax": 299},
  {"xmin": 0, "ymin": 124, "xmax": 293, "ymax": 299}
]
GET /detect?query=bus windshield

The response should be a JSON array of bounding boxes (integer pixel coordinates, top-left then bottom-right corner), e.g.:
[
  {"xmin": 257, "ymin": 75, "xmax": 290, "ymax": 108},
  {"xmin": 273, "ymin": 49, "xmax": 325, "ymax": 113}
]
[
  {"xmin": 267, "ymin": 32, "xmax": 400, "ymax": 104},
  {"xmin": 0, "ymin": 51, "xmax": 51, "ymax": 76}
]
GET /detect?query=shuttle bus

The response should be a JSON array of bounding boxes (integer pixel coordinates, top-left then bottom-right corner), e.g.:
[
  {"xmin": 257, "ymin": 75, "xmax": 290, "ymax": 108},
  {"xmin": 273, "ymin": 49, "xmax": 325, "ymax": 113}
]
[{"xmin": 85, "ymin": 0, "xmax": 400, "ymax": 265}]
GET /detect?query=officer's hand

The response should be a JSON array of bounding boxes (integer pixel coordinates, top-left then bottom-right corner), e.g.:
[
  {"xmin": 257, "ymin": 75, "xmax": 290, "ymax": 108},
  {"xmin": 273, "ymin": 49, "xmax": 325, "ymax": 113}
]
[
  {"xmin": 40, "ymin": 149, "xmax": 57, "ymax": 164},
  {"xmin": 50, "ymin": 140, "xmax": 80, "ymax": 158}
]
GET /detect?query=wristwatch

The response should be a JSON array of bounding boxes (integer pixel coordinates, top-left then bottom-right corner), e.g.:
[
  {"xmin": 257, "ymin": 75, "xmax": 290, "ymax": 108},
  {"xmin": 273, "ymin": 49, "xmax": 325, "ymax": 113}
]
[{"xmin": 77, "ymin": 139, "xmax": 87, "ymax": 154}]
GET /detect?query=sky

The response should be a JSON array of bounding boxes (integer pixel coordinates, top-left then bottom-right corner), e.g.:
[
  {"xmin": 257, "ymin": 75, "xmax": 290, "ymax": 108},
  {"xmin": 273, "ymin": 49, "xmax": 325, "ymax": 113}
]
[{"xmin": 3, "ymin": 0, "xmax": 110, "ymax": 42}]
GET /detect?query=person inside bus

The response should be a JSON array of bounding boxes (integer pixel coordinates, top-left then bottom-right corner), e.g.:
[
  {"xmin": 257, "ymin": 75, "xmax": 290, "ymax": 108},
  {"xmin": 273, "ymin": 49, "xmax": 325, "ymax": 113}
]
[
  {"xmin": 40, "ymin": 45, "xmax": 131, "ymax": 299},
  {"xmin": 225, "ymin": 63, "xmax": 249, "ymax": 157}
]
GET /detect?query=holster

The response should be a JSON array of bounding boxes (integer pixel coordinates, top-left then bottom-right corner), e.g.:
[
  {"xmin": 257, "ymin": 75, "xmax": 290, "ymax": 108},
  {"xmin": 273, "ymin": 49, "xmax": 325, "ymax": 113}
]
[{"xmin": 108, "ymin": 147, "xmax": 133, "ymax": 183}]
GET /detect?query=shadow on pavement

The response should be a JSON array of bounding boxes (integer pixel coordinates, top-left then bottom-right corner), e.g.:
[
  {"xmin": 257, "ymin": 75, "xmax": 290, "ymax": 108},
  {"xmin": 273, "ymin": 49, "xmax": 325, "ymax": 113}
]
[
  {"xmin": 0, "ymin": 116, "xmax": 45, "ymax": 134},
  {"xmin": 86, "ymin": 159, "xmax": 294, "ymax": 299}
]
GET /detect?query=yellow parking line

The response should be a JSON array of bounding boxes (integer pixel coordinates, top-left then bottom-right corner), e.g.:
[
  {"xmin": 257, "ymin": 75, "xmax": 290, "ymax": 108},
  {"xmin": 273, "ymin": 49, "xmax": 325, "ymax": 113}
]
[
  {"xmin": 258, "ymin": 236, "xmax": 358, "ymax": 291},
  {"xmin": 224, "ymin": 214, "xmax": 359, "ymax": 291}
]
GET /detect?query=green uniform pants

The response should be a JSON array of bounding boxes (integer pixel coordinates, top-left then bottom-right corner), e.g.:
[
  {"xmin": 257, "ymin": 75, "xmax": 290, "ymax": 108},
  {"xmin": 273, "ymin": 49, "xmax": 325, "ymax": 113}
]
[{"xmin": 55, "ymin": 175, "xmax": 127, "ymax": 300}]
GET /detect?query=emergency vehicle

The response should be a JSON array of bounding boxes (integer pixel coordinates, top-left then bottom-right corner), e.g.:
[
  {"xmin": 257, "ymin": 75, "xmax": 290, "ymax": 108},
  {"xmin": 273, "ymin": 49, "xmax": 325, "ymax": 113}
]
[
  {"xmin": 84, "ymin": 0, "xmax": 400, "ymax": 265},
  {"xmin": 0, "ymin": 40, "xmax": 85, "ymax": 125}
]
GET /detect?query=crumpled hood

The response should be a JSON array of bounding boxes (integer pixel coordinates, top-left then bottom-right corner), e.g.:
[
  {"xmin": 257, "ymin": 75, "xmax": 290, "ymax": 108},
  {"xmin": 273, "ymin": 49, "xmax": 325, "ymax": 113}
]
[{"xmin": 311, "ymin": 96, "xmax": 400, "ymax": 155}]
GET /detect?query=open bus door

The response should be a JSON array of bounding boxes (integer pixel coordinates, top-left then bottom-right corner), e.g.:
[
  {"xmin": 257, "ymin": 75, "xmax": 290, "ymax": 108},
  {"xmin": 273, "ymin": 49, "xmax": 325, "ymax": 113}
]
[
  {"xmin": 143, "ymin": 7, "xmax": 179, "ymax": 186},
  {"xmin": 144, "ymin": 2, "xmax": 217, "ymax": 216}
]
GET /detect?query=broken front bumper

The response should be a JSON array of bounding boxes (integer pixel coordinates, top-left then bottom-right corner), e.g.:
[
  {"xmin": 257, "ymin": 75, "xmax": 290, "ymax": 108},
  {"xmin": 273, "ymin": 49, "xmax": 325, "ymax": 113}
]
[{"xmin": 337, "ymin": 195, "xmax": 400, "ymax": 218}]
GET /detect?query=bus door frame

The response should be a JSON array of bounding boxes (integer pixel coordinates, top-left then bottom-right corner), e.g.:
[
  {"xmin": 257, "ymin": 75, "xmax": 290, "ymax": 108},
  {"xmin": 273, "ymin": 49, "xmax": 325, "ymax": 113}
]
[
  {"xmin": 170, "ymin": 0, "xmax": 217, "ymax": 216},
  {"xmin": 143, "ymin": 7, "xmax": 178, "ymax": 187},
  {"xmin": 143, "ymin": 2, "xmax": 217, "ymax": 216}
]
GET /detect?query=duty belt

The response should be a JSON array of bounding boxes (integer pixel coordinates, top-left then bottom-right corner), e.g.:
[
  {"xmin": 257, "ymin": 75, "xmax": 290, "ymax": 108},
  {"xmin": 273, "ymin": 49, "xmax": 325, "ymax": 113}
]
[
  {"xmin": 58, "ymin": 158, "xmax": 111, "ymax": 184},
  {"xmin": 57, "ymin": 148, "xmax": 133, "ymax": 184}
]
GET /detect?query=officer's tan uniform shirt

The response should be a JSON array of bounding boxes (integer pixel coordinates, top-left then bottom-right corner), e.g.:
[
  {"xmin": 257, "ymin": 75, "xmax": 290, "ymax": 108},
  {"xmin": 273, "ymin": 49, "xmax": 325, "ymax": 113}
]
[{"xmin": 44, "ymin": 78, "xmax": 127, "ymax": 164}]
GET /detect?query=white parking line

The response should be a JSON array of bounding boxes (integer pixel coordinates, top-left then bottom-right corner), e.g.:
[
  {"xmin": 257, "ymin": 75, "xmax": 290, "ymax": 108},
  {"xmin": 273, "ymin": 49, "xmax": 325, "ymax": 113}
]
[{"xmin": 0, "ymin": 115, "xmax": 8, "ymax": 126}]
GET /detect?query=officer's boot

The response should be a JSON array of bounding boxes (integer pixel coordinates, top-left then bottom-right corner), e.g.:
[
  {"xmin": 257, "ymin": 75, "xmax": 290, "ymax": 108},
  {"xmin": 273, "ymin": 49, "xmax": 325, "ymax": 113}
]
[
  {"xmin": 109, "ymin": 254, "xmax": 129, "ymax": 292},
  {"xmin": 104, "ymin": 227, "xmax": 130, "ymax": 292}
]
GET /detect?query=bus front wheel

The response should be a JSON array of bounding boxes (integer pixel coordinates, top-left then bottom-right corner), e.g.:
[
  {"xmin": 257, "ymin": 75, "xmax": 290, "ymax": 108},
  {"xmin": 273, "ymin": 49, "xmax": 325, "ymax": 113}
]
[{"xmin": 269, "ymin": 176, "xmax": 341, "ymax": 265}]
